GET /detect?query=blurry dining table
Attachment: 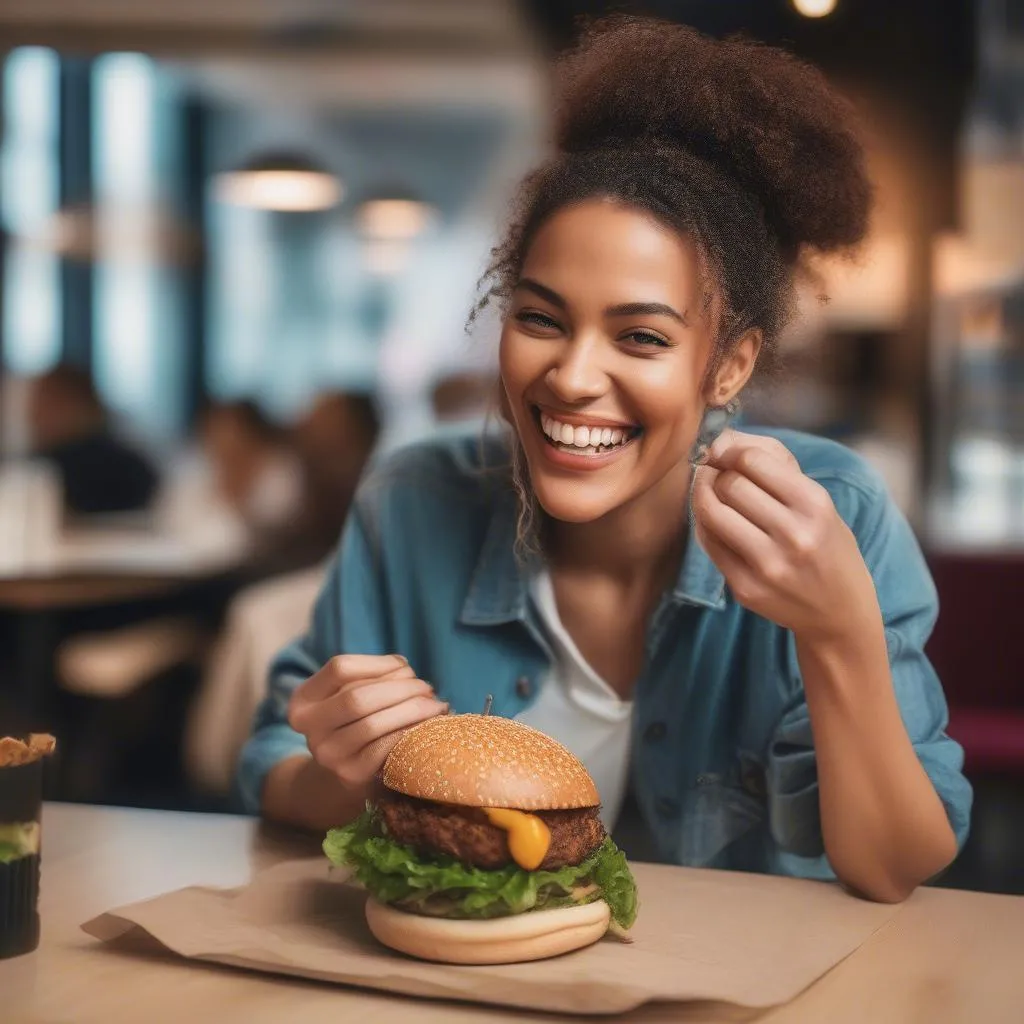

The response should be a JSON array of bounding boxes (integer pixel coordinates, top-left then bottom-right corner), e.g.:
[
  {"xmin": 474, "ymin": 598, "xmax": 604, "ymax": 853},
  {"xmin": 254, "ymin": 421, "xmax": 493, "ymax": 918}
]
[
  {"xmin": 0, "ymin": 507, "xmax": 256, "ymax": 730},
  {"xmin": 2, "ymin": 802, "xmax": 1022, "ymax": 1024},
  {"xmin": 0, "ymin": 454, "xmax": 253, "ymax": 606}
]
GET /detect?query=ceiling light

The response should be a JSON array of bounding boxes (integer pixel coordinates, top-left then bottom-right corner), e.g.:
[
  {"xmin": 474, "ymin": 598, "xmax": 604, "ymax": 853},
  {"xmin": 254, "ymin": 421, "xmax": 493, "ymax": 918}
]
[
  {"xmin": 792, "ymin": 0, "xmax": 837, "ymax": 17},
  {"xmin": 213, "ymin": 152, "xmax": 342, "ymax": 212},
  {"xmin": 355, "ymin": 197, "xmax": 437, "ymax": 242}
]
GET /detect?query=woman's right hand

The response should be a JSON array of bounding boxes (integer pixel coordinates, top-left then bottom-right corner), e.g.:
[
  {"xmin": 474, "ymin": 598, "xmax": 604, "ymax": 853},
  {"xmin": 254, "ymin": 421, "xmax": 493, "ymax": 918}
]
[{"xmin": 287, "ymin": 653, "xmax": 447, "ymax": 789}]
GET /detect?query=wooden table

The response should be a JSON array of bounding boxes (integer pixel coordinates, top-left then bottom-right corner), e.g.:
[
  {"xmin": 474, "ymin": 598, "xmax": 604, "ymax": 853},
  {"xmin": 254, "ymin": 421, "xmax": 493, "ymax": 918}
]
[{"xmin": 2, "ymin": 803, "xmax": 1022, "ymax": 1024}]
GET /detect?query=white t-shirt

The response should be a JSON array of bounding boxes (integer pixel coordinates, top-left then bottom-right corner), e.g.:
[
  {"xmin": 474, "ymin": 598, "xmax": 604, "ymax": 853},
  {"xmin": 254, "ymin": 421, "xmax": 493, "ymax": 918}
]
[{"xmin": 516, "ymin": 570, "xmax": 634, "ymax": 829}]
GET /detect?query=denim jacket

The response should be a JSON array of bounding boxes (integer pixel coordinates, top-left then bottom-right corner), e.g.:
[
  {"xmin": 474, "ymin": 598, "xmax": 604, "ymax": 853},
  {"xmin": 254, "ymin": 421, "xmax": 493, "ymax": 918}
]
[{"xmin": 237, "ymin": 426, "xmax": 972, "ymax": 879}]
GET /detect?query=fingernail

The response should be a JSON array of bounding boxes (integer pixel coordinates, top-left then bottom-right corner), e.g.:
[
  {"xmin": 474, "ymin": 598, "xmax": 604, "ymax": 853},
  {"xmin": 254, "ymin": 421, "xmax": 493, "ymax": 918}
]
[{"xmin": 395, "ymin": 654, "xmax": 409, "ymax": 666}]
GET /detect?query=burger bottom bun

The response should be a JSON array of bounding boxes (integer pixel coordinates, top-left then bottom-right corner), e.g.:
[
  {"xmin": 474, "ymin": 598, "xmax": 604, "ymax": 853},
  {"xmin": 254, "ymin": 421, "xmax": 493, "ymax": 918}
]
[{"xmin": 364, "ymin": 898, "xmax": 611, "ymax": 965}]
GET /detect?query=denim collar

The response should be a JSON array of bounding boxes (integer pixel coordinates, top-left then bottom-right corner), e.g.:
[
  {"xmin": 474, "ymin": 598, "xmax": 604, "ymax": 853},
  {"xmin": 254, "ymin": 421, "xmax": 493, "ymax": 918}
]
[{"xmin": 459, "ymin": 488, "xmax": 726, "ymax": 627}]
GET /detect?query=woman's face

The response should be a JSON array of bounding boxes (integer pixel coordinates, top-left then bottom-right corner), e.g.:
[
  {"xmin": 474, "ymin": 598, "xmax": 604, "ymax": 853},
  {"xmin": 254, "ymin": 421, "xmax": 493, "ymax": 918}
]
[{"xmin": 499, "ymin": 199, "xmax": 755, "ymax": 525}]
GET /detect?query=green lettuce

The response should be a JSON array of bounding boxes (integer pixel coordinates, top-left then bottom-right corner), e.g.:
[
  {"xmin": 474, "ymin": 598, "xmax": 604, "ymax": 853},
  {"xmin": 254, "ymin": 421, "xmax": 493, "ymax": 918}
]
[
  {"xmin": 324, "ymin": 807, "xmax": 639, "ymax": 930},
  {"xmin": 0, "ymin": 823, "xmax": 39, "ymax": 864},
  {"xmin": 0, "ymin": 842, "xmax": 22, "ymax": 864}
]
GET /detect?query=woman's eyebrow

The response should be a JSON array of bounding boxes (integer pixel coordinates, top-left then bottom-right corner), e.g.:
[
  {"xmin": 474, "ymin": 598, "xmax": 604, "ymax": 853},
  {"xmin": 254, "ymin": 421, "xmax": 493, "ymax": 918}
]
[
  {"xmin": 514, "ymin": 279, "xmax": 688, "ymax": 326},
  {"xmin": 515, "ymin": 278, "xmax": 567, "ymax": 308},
  {"xmin": 605, "ymin": 301, "xmax": 688, "ymax": 325}
]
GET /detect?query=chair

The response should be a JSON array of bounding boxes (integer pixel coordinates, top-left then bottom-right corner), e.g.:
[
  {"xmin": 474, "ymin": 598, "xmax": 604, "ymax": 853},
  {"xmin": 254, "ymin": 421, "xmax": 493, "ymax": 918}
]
[
  {"xmin": 183, "ymin": 564, "xmax": 326, "ymax": 795},
  {"xmin": 926, "ymin": 550, "xmax": 1024, "ymax": 774}
]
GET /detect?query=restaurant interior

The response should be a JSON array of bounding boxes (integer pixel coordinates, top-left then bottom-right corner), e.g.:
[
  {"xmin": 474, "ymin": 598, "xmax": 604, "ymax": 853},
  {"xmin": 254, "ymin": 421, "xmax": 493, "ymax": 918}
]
[{"xmin": 0, "ymin": 0, "xmax": 1021, "ymax": 911}]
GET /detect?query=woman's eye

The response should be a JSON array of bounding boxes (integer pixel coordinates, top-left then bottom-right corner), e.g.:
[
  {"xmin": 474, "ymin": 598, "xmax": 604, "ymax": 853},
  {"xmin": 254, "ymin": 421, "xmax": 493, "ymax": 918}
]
[
  {"xmin": 624, "ymin": 331, "xmax": 669, "ymax": 348},
  {"xmin": 515, "ymin": 310, "xmax": 561, "ymax": 330}
]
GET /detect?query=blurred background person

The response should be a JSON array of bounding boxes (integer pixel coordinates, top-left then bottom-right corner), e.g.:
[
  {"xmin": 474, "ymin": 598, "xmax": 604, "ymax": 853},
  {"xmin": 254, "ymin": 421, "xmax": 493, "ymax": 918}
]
[
  {"xmin": 292, "ymin": 390, "xmax": 382, "ymax": 560},
  {"xmin": 429, "ymin": 371, "xmax": 495, "ymax": 425},
  {"xmin": 197, "ymin": 400, "xmax": 304, "ymax": 542},
  {"xmin": 25, "ymin": 364, "xmax": 159, "ymax": 518},
  {"xmin": 182, "ymin": 389, "xmax": 381, "ymax": 794}
]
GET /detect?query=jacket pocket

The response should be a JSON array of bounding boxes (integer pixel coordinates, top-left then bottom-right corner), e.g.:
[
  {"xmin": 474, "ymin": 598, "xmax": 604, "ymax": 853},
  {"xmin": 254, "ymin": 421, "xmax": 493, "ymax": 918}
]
[{"xmin": 673, "ymin": 764, "xmax": 767, "ymax": 867}]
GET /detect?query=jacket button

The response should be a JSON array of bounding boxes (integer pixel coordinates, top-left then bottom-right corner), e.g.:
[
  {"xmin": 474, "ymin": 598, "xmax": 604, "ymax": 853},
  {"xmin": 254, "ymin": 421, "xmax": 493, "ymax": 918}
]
[
  {"xmin": 655, "ymin": 797, "xmax": 681, "ymax": 818},
  {"xmin": 644, "ymin": 721, "xmax": 667, "ymax": 742},
  {"xmin": 515, "ymin": 676, "xmax": 532, "ymax": 699}
]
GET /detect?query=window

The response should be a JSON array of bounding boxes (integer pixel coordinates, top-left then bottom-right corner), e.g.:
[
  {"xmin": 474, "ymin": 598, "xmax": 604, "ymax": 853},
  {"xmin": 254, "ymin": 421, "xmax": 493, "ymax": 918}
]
[
  {"xmin": 92, "ymin": 53, "xmax": 186, "ymax": 439},
  {"xmin": 205, "ymin": 198, "xmax": 276, "ymax": 404},
  {"xmin": 204, "ymin": 118, "xmax": 381, "ymax": 421},
  {"xmin": 1, "ymin": 48, "xmax": 61, "ymax": 375},
  {"xmin": 205, "ymin": 194, "xmax": 381, "ymax": 421}
]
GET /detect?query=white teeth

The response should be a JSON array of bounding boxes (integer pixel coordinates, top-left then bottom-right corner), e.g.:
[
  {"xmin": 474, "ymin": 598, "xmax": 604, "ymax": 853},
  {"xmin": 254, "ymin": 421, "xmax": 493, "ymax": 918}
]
[{"xmin": 538, "ymin": 412, "xmax": 634, "ymax": 452}]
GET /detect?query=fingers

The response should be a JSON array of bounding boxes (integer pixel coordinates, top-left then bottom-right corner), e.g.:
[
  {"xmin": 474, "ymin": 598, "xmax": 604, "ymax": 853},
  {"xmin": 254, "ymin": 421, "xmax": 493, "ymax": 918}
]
[
  {"xmin": 705, "ymin": 431, "xmax": 800, "ymax": 506},
  {"xmin": 324, "ymin": 728, "xmax": 412, "ymax": 789},
  {"xmin": 296, "ymin": 677, "xmax": 438, "ymax": 741},
  {"xmin": 332, "ymin": 695, "xmax": 448, "ymax": 755},
  {"xmin": 287, "ymin": 648, "xmax": 449, "ymax": 791},
  {"xmin": 693, "ymin": 517, "xmax": 746, "ymax": 582},
  {"xmin": 711, "ymin": 468, "xmax": 791, "ymax": 539},
  {"xmin": 708, "ymin": 429, "xmax": 798, "ymax": 467},
  {"xmin": 704, "ymin": 430, "xmax": 836, "ymax": 524},
  {"xmin": 295, "ymin": 652, "xmax": 412, "ymax": 703},
  {"xmin": 694, "ymin": 523, "xmax": 764, "ymax": 611},
  {"xmin": 692, "ymin": 465, "xmax": 770, "ymax": 565},
  {"xmin": 315, "ymin": 696, "xmax": 449, "ymax": 786}
]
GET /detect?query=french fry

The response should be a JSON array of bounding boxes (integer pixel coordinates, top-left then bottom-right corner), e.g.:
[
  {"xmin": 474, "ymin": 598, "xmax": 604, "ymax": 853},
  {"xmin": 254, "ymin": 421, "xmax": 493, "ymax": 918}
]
[{"xmin": 0, "ymin": 733, "xmax": 57, "ymax": 768}]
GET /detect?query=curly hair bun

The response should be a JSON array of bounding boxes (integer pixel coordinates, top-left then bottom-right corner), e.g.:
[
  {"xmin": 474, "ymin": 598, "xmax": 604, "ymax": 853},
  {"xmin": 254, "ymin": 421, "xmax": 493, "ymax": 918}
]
[{"xmin": 553, "ymin": 16, "xmax": 872, "ymax": 257}]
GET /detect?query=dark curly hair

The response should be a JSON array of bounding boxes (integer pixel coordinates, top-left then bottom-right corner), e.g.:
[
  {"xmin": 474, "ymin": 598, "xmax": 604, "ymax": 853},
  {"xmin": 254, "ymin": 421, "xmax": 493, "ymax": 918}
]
[{"xmin": 474, "ymin": 15, "xmax": 873, "ymax": 380}]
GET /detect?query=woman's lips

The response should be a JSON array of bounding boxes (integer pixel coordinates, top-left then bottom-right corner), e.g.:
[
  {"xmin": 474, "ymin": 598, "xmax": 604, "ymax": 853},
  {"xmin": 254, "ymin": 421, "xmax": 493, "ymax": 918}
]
[
  {"xmin": 532, "ymin": 404, "xmax": 636, "ymax": 431},
  {"xmin": 530, "ymin": 405, "xmax": 640, "ymax": 470}
]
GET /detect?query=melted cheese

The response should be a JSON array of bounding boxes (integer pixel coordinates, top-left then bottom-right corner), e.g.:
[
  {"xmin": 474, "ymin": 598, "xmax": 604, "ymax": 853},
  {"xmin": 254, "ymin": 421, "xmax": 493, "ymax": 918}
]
[{"xmin": 483, "ymin": 807, "xmax": 551, "ymax": 871}]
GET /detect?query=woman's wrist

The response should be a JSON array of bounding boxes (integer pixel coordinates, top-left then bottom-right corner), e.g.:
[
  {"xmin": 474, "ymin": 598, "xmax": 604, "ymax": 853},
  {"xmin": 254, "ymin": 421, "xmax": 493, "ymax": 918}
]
[
  {"xmin": 793, "ymin": 605, "xmax": 890, "ymax": 709},
  {"xmin": 793, "ymin": 588, "xmax": 885, "ymax": 666},
  {"xmin": 262, "ymin": 755, "xmax": 369, "ymax": 833}
]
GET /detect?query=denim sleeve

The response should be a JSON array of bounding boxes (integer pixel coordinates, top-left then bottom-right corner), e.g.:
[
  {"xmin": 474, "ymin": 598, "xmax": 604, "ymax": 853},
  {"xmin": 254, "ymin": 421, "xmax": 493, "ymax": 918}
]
[
  {"xmin": 766, "ymin": 478, "xmax": 973, "ymax": 873},
  {"xmin": 234, "ymin": 501, "xmax": 390, "ymax": 814}
]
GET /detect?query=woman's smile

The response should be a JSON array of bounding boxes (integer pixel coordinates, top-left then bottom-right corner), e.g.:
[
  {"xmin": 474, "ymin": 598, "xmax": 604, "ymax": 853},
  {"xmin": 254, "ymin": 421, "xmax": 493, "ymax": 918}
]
[{"xmin": 533, "ymin": 405, "xmax": 642, "ymax": 470}]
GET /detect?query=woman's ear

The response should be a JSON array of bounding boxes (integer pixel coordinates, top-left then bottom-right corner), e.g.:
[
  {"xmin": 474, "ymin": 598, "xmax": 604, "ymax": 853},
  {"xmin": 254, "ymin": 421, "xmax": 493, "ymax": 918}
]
[{"xmin": 706, "ymin": 330, "xmax": 761, "ymax": 406}]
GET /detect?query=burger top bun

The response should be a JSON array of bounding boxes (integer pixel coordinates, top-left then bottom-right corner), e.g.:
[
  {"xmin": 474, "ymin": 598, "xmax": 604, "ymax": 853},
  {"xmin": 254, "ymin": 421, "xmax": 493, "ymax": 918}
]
[
  {"xmin": 364, "ymin": 897, "xmax": 611, "ymax": 965},
  {"xmin": 380, "ymin": 713, "xmax": 600, "ymax": 811}
]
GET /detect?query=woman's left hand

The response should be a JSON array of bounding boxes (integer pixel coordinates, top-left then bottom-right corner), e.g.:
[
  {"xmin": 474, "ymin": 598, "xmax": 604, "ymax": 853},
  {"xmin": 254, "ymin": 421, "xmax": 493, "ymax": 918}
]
[{"xmin": 691, "ymin": 430, "xmax": 879, "ymax": 643}]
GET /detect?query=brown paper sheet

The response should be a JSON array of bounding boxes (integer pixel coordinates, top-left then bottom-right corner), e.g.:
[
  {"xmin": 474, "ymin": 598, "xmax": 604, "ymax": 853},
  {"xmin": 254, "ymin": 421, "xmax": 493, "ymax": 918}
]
[{"xmin": 81, "ymin": 858, "xmax": 901, "ymax": 1017}]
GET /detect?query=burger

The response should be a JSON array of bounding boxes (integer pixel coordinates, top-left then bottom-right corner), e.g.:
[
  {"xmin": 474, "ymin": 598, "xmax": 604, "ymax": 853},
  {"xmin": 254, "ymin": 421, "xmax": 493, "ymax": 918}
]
[{"xmin": 323, "ymin": 713, "xmax": 639, "ymax": 965}]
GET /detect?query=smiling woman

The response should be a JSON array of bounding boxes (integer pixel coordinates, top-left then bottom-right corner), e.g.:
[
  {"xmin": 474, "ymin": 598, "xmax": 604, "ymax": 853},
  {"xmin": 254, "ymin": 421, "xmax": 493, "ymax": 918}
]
[{"xmin": 241, "ymin": 15, "xmax": 971, "ymax": 910}]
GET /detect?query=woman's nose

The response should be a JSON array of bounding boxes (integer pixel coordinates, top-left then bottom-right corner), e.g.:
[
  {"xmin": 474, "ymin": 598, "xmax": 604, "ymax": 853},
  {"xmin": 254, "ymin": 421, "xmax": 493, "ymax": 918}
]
[{"xmin": 544, "ymin": 337, "xmax": 608, "ymax": 403}]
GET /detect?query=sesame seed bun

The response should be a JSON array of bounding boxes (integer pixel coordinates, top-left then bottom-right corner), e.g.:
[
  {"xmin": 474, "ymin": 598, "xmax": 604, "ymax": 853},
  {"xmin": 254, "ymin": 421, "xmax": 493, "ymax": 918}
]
[
  {"xmin": 364, "ymin": 897, "xmax": 611, "ymax": 964},
  {"xmin": 380, "ymin": 713, "xmax": 600, "ymax": 811}
]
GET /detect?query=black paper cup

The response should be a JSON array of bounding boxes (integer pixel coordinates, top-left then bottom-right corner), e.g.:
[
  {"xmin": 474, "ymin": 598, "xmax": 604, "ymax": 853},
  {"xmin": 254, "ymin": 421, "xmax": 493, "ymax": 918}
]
[{"xmin": 0, "ymin": 759, "xmax": 43, "ymax": 959}]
